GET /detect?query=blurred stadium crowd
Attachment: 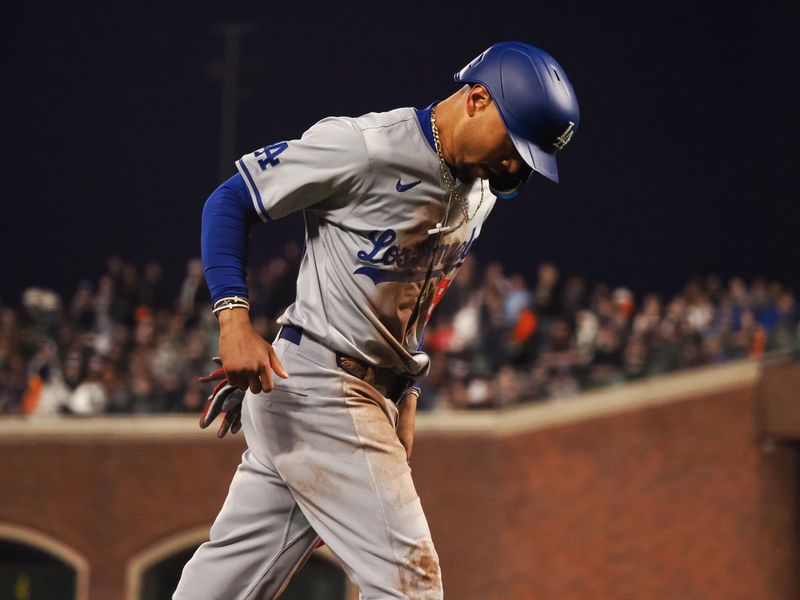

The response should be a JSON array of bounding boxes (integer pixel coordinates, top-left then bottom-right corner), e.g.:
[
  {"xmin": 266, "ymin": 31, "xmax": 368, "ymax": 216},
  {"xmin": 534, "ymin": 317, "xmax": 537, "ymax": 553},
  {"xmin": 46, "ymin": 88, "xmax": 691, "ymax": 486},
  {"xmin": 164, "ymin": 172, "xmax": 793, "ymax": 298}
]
[{"xmin": 1, "ymin": 246, "xmax": 798, "ymax": 416}]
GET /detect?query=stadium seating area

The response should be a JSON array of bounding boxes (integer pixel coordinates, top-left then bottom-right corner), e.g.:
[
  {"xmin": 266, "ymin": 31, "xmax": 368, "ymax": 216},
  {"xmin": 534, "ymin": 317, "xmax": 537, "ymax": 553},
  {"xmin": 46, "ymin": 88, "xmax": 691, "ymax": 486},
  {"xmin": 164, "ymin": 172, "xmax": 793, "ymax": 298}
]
[{"xmin": 1, "ymin": 249, "xmax": 797, "ymax": 416}]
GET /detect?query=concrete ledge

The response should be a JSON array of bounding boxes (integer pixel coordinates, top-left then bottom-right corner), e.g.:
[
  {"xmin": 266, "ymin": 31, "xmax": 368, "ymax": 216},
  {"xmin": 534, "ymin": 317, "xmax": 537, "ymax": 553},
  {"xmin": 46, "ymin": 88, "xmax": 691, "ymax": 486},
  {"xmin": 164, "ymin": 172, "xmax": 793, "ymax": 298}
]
[
  {"xmin": 0, "ymin": 414, "xmax": 238, "ymax": 442},
  {"xmin": 0, "ymin": 359, "xmax": 760, "ymax": 440},
  {"xmin": 418, "ymin": 359, "xmax": 760, "ymax": 436}
]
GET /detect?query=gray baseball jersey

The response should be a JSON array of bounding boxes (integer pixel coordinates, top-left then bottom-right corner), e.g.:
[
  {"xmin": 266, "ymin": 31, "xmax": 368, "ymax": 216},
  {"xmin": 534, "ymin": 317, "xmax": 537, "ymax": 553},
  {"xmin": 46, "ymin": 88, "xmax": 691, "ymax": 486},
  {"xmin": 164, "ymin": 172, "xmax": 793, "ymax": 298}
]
[
  {"xmin": 236, "ymin": 107, "xmax": 497, "ymax": 376},
  {"xmin": 177, "ymin": 108, "xmax": 499, "ymax": 599}
]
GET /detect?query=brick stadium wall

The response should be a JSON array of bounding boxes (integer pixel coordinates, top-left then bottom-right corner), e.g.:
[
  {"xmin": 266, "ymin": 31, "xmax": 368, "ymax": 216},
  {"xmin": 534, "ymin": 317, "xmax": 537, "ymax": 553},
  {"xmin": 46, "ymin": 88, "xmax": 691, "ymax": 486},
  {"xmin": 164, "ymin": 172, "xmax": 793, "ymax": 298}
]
[
  {"xmin": 419, "ymin": 388, "xmax": 799, "ymax": 599},
  {"xmin": 1, "ymin": 435, "xmax": 248, "ymax": 599},
  {"xmin": 1, "ymin": 359, "xmax": 798, "ymax": 600}
]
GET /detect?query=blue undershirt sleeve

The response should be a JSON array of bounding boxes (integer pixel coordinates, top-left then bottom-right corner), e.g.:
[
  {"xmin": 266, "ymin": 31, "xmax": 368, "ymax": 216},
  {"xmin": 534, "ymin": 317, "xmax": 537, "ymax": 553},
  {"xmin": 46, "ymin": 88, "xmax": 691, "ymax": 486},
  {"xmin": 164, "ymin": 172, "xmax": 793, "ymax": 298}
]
[{"xmin": 201, "ymin": 173, "xmax": 259, "ymax": 306}]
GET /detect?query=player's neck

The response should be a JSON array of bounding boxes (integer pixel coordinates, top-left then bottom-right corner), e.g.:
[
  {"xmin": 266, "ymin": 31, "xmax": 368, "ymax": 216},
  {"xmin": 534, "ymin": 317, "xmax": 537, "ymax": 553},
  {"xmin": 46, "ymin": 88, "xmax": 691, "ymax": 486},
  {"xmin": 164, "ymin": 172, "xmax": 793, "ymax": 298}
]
[{"xmin": 433, "ymin": 93, "xmax": 460, "ymax": 167}]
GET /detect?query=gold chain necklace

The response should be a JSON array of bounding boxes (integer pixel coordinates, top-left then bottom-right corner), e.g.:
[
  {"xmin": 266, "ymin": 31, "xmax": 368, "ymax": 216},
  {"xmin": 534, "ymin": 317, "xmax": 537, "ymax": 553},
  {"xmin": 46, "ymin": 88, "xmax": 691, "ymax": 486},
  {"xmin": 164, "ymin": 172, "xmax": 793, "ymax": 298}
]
[{"xmin": 430, "ymin": 106, "xmax": 484, "ymax": 229}]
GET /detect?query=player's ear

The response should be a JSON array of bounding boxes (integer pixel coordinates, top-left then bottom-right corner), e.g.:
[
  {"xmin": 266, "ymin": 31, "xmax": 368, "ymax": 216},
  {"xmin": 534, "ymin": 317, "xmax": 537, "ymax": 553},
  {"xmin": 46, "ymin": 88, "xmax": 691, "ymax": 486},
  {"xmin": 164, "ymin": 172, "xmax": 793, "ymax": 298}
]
[{"xmin": 465, "ymin": 84, "xmax": 492, "ymax": 117}]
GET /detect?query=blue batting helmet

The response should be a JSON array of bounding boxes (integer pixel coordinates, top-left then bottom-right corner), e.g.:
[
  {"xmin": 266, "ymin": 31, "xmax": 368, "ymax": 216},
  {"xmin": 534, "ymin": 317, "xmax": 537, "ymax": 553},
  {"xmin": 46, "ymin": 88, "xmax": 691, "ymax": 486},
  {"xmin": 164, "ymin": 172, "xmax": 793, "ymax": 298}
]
[{"xmin": 455, "ymin": 41, "xmax": 580, "ymax": 183}]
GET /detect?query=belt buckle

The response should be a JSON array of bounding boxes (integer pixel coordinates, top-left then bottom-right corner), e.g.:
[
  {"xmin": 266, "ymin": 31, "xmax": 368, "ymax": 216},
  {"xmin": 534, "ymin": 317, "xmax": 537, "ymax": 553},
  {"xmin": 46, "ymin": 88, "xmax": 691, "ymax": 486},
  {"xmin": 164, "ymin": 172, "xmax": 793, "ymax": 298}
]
[
  {"xmin": 336, "ymin": 353, "xmax": 412, "ymax": 402},
  {"xmin": 336, "ymin": 354, "xmax": 372, "ymax": 382}
]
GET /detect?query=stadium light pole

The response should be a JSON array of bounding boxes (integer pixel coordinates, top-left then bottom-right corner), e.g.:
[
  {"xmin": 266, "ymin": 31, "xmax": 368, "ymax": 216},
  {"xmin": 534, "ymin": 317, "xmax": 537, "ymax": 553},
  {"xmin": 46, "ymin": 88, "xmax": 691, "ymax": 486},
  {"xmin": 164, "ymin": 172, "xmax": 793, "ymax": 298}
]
[{"xmin": 213, "ymin": 22, "xmax": 258, "ymax": 180}]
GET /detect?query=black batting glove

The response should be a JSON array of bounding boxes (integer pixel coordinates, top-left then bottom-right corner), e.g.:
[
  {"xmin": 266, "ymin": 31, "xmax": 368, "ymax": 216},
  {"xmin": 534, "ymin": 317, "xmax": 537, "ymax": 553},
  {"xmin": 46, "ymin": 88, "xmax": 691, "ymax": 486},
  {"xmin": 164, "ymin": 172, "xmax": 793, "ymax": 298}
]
[{"xmin": 199, "ymin": 357, "xmax": 245, "ymax": 438}]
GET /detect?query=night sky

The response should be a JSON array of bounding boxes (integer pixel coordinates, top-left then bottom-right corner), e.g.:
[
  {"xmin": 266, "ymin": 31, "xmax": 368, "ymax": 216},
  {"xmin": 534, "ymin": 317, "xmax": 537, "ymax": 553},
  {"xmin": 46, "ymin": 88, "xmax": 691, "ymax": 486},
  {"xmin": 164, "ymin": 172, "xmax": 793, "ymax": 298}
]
[{"xmin": 2, "ymin": 1, "xmax": 798, "ymax": 305}]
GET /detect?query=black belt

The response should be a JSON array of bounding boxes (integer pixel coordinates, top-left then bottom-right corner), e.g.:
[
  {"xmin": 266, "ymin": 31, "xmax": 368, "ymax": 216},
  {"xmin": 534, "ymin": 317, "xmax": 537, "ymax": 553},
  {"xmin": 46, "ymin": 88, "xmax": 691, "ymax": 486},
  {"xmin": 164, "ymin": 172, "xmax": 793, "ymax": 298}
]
[{"xmin": 279, "ymin": 325, "xmax": 413, "ymax": 403}]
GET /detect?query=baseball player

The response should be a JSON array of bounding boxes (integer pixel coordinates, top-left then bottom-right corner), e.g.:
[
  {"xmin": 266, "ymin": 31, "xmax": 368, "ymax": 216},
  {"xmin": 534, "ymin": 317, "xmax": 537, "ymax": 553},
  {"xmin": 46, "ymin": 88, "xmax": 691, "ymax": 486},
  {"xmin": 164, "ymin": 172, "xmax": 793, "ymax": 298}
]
[{"xmin": 174, "ymin": 42, "xmax": 579, "ymax": 599}]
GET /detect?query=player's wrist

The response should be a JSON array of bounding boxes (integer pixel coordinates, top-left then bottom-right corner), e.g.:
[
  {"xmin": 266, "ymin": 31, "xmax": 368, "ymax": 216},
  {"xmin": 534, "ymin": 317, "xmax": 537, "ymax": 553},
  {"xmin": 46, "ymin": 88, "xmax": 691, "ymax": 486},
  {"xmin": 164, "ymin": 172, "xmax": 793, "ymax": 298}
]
[
  {"xmin": 217, "ymin": 306, "xmax": 252, "ymax": 329},
  {"xmin": 402, "ymin": 387, "xmax": 420, "ymax": 406}
]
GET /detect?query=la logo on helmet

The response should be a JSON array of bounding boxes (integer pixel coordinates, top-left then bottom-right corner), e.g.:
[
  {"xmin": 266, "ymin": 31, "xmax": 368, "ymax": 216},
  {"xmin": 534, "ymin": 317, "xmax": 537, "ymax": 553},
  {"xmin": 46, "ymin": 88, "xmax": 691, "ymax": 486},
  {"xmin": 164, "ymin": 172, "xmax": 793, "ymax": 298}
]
[{"xmin": 553, "ymin": 122, "xmax": 575, "ymax": 151}]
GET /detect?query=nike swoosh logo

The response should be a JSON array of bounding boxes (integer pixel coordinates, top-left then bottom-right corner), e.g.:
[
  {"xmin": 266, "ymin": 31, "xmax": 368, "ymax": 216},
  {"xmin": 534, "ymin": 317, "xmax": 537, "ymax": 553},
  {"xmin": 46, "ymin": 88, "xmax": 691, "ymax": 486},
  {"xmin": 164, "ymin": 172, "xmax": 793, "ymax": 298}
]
[{"xmin": 396, "ymin": 178, "xmax": 422, "ymax": 192}]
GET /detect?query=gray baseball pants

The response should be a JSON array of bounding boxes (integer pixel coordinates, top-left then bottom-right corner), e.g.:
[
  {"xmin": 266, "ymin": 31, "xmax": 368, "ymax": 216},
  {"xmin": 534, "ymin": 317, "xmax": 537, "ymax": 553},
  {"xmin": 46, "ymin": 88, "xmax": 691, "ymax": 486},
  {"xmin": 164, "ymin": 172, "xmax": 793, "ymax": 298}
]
[{"xmin": 173, "ymin": 332, "xmax": 442, "ymax": 599}]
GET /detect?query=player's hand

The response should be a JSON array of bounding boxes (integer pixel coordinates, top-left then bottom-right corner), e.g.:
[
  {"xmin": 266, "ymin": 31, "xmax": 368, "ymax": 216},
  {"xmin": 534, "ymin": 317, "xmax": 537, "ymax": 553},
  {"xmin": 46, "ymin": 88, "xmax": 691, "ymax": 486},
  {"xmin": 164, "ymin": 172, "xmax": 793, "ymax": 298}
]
[
  {"xmin": 397, "ymin": 387, "xmax": 419, "ymax": 461},
  {"xmin": 217, "ymin": 309, "xmax": 289, "ymax": 393},
  {"xmin": 199, "ymin": 358, "xmax": 244, "ymax": 438}
]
